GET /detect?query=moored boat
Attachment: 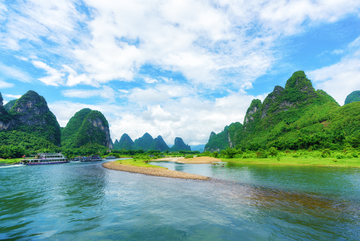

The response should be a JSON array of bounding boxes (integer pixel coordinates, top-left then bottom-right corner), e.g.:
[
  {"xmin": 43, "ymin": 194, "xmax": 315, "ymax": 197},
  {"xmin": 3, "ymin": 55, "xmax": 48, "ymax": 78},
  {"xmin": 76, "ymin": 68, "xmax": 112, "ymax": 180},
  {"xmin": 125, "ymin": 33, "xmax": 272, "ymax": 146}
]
[
  {"xmin": 22, "ymin": 153, "xmax": 69, "ymax": 165},
  {"xmin": 79, "ymin": 155, "xmax": 103, "ymax": 162}
]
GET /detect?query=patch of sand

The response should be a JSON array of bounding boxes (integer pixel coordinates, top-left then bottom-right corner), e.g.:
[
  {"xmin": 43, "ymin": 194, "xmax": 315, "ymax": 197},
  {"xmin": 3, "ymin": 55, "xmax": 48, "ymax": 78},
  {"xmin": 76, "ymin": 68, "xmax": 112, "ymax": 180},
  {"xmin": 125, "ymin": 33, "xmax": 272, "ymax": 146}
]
[
  {"xmin": 103, "ymin": 161, "xmax": 210, "ymax": 180},
  {"xmin": 156, "ymin": 156, "xmax": 221, "ymax": 164}
]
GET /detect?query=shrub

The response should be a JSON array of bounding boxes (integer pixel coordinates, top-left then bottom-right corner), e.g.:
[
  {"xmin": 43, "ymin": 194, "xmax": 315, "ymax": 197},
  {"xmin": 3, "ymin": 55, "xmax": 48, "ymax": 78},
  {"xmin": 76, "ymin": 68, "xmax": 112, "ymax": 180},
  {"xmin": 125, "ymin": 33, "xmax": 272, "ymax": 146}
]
[
  {"xmin": 277, "ymin": 156, "xmax": 280, "ymax": 161},
  {"xmin": 346, "ymin": 154, "xmax": 353, "ymax": 159},
  {"xmin": 352, "ymin": 152, "xmax": 359, "ymax": 158},
  {"xmin": 268, "ymin": 147, "xmax": 278, "ymax": 157},
  {"xmin": 336, "ymin": 153, "xmax": 345, "ymax": 159},
  {"xmin": 212, "ymin": 151, "xmax": 219, "ymax": 158},
  {"xmin": 185, "ymin": 155, "xmax": 193, "ymax": 159},
  {"xmin": 321, "ymin": 149, "xmax": 331, "ymax": 158}
]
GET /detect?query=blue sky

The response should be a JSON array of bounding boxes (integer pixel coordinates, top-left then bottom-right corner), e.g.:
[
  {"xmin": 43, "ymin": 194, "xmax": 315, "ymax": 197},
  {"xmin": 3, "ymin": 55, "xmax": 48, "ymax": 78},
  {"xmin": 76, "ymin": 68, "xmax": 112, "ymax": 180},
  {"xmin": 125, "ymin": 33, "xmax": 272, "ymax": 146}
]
[{"xmin": 1, "ymin": 0, "xmax": 360, "ymax": 146}]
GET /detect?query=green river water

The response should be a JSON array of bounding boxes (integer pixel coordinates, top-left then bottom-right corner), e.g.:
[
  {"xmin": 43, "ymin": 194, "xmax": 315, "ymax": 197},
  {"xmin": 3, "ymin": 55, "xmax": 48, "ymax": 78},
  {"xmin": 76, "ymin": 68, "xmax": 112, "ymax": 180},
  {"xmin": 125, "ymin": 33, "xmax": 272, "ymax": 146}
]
[{"xmin": 1, "ymin": 159, "xmax": 359, "ymax": 240}]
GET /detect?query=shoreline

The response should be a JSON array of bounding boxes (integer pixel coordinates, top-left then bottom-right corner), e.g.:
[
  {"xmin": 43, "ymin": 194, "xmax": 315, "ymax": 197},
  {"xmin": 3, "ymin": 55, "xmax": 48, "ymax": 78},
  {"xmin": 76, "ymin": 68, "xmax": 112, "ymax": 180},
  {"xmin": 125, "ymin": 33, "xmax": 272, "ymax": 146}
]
[
  {"xmin": 103, "ymin": 161, "xmax": 210, "ymax": 180},
  {"xmin": 155, "ymin": 156, "xmax": 221, "ymax": 164},
  {"xmin": 225, "ymin": 158, "xmax": 360, "ymax": 168}
]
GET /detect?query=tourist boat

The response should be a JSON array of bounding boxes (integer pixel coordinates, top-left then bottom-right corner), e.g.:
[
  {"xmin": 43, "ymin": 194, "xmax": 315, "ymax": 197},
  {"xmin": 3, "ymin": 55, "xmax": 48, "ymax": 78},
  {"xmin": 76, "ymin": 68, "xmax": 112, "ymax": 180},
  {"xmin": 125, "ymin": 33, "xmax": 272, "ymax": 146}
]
[
  {"xmin": 21, "ymin": 153, "xmax": 69, "ymax": 165},
  {"xmin": 79, "ymin": 155, "xmax": 103, "ymax": 162}
]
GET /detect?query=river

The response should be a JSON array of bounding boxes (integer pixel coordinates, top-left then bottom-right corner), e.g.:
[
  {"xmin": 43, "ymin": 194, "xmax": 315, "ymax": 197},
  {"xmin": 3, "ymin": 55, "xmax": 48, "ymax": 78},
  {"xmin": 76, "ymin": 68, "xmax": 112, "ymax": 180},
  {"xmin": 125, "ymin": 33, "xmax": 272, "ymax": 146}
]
[{"xmin": 1, "ymin": 159, "xmax": 359, "ymax": 240}]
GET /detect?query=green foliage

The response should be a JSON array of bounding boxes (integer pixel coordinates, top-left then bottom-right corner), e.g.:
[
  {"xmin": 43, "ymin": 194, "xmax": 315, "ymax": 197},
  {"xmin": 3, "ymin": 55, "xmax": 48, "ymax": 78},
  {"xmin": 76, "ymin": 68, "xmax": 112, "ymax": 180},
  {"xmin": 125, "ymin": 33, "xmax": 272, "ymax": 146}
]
[
  {"xmin": 225, "ymin": 148, "xmax": 237, "ymax": 158},
  {"xmin": 4, "ymin": 99, "xmax": 17, "ymax": 111},
  {"xmin": 321, "ymin": 149, "xmax": 331, "ymax": 158},
  {"xmin": 0, "ymin": 130, "xmax": 60, "ymax": 158},
  {"xmin": 61, "ymin": 108, "xmax": 92, "ymax": 145},
  {"xmin": 345, "ymin": 91, "xmax": 360, "ymax": 105},
  {"xmin": 113, "ymin": 133, "xmax": 134, "ymax": 150},
  {"xmin": 205, "ymin": 122, "xmax": 243, "ymax": 152},
  {"xmin": 133, "ymin": 133, "xmax": 154, "ymax": 151},
  {"xmin": 268, "ymin": 147, "xmax": 278, "ymax": 157},
  {"xmin": 184, "ymin": 155, "xmax": 193, "ymax": 159},
  {"xmin": 7, "ymin": 90, "xmax": 61, "ymax": 146},
  {"xmin": 149, "ymin": 135, "xmax": 169, "ymax": 151}
]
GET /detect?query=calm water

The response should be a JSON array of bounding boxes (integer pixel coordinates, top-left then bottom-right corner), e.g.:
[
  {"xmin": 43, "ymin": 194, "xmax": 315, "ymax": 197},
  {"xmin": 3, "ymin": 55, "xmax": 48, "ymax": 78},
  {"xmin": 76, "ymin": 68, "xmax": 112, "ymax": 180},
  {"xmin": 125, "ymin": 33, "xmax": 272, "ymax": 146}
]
[{"xmin": 1, "ymin": 160, "xmax": 360, "ymax": 240}]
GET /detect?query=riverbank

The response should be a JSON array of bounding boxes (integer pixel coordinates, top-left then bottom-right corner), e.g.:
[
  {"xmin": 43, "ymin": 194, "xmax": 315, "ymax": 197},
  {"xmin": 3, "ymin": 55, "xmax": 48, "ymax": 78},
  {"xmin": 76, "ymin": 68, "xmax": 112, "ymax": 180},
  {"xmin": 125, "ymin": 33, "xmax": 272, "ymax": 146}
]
[
  {"xmin": 103, "ymin": 161, "xmax": 210, "ymax": 180},
  {"xmin": 156, "ymin": 156, "xmax": 221, "ymax": 164},
  {"xmin": 224, "ymin": 156, "xmax": 360, "ymax": 168},
  {"xmin": 0, "ymin": 158, "xmax": 22, "ymax": 165}
]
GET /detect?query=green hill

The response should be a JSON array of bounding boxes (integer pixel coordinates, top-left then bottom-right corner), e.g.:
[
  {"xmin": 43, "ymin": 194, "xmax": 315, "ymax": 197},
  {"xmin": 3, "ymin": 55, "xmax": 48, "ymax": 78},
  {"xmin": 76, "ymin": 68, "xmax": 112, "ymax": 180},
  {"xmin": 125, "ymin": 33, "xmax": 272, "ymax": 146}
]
[
  {"xmin": 133, "ymin": 133, "xmax": 154, "ymax": 151},
  {"xmin": 169, "ymin": 137, "xmax": 191, "ymax": 152},
  {"xmin": 4, "ymin": 99, "xmax": 17, "ymax": 111},
  {"xmin": 205, "ymin": 71, "xmax": 360, "ymax": 151},
  {"xmin": 61, "ymin": 108, "xmax": 92, "ymax": 146},
  {"xmin": 149, "ymin": 135, "xmax": 169, "ymax": 151},
  {"xmin": 62, "ymin": 109, "xmax": 112, "ymax": 148},
  {"xmin": 113, "ymin": 133, "xmax": 134, "ymax": 150},
  {"xmin": 345, "ymin": 91, "xmax": 360, "ymax": 105},
  {"xmin": 205, "ymin": 122, "xmax": 243, "ymax": 152},
  {"xmin": 8, "ymin": 90, "xmax": 61, "ymax": 146}
]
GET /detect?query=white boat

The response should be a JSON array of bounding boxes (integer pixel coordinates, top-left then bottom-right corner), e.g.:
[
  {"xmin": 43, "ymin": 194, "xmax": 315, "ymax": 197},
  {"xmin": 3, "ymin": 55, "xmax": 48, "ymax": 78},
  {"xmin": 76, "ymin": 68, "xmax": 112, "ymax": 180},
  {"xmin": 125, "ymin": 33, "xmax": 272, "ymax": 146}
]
[{"xmin": 21, "ymin": 153, "xmax": 69, "ymax": 165}]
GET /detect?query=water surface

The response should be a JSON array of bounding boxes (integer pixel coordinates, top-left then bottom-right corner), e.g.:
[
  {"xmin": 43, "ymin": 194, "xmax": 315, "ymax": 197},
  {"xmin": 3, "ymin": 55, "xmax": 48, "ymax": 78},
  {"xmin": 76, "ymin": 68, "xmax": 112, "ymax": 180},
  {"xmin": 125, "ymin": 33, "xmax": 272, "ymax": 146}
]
[{"xmin": 1, "ymin": 160, "xmax": 359, "ymax": 240}]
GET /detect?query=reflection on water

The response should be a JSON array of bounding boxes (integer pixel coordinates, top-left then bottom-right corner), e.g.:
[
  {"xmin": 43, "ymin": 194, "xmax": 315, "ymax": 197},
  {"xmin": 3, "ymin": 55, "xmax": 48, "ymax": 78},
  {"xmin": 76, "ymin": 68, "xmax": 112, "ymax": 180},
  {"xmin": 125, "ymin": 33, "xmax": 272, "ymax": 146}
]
[{"xmin": 1, "ymin": 160, "xmax": 360, "ymax": 240}]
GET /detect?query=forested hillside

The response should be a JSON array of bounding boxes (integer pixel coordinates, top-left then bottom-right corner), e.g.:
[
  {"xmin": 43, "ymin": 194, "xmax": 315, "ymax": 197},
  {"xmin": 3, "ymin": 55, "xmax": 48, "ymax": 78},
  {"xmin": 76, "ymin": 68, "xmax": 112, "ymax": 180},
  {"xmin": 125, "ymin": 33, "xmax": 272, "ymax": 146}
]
[
  {"xmin": 205, "ymin": 71, "xmax": 360, "ymax": 151},
  {"xmin": 345, "ymin": 91, "xmax": 360, "ymax": 105}
]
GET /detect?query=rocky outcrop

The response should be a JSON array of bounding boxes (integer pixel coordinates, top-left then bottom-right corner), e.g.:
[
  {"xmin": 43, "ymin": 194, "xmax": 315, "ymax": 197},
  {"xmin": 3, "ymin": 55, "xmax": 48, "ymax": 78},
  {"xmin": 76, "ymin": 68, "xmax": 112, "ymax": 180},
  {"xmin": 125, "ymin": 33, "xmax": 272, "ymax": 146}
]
[
  {"xmin": 4, "ymin": 99, "xmax": 17, "ymax": 111},
  {"xmin": 7, "ymin": 90, "xmax": 61, "ymax": 145}
]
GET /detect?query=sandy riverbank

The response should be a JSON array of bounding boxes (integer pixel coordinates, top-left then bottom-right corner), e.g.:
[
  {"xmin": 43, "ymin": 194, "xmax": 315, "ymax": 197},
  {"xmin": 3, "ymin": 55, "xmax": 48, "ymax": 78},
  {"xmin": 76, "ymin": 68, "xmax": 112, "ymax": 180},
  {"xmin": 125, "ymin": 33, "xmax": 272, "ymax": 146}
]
[
  {"xmin": 103, "ymin": 161, "xmax": 210, "ymax": 180},
  {"xmin": 155, "ymin": 156, "xmax": 221, "ymax": 164}
]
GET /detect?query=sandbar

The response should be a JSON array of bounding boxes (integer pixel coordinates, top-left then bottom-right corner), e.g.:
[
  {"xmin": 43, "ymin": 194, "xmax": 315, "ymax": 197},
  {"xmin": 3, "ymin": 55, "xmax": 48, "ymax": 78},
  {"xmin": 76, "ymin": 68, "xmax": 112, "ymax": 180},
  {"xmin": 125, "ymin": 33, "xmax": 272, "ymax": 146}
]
[{"xmin": 103, "ymin": 161, "xmax": 210, "ymax": 180}]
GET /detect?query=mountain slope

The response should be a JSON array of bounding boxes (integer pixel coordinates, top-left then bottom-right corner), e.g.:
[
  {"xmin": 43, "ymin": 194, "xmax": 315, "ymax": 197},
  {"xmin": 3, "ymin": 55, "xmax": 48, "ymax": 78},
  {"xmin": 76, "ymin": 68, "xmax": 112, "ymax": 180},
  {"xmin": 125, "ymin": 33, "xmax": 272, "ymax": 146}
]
[
  {"xmin": 345, "ymin": 91, "xmax": 360, "ymax": 105},
  {"xmin": 149, "ymin": 135, "xmax": 169, "ymax": 151},
  {"xmin": 133, "ymin": 133, "xmax": 154, "ymax": 151},
  {"xmin": 8, "ymin": 90, "xmax": 61, "ymax": 146},
  {"xmin": 205, "ymin": 122, "xmax": 243, "ymax": 152},
  {"xmin": 169, "ymin": 137, "xmax": 191, "ymax": 152},
  {"xmin": 61, "ymin": 108, "xmax": 92, "ymax": 146},
  {"xmin": 113, "ymin": 133, "xmax": 134, "ymax": 150}
]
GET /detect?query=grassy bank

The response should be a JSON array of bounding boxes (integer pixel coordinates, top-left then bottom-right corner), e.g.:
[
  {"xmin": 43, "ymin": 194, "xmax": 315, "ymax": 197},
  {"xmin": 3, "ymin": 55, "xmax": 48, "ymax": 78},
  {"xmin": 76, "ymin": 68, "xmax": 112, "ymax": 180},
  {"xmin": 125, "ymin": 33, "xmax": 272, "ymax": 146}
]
[
  {"xmin": 116, "ymin": 158, "xmax": 166, "ymax": 169},
  {"xmin": 0, "ymin": 158, "xmax": 22, "ymax": 164},
  {"xmin": 223, "ymin": 156, "xmax": 360, "ymax": 168}
]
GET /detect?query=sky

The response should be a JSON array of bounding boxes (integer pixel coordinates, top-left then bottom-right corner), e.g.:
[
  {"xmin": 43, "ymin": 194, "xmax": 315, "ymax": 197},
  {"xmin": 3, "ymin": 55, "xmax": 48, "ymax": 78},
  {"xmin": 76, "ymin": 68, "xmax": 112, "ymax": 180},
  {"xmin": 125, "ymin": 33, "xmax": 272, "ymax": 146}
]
[{"xmin": 1, "ymin": 0, "xmax": 360, "ymax": 147}]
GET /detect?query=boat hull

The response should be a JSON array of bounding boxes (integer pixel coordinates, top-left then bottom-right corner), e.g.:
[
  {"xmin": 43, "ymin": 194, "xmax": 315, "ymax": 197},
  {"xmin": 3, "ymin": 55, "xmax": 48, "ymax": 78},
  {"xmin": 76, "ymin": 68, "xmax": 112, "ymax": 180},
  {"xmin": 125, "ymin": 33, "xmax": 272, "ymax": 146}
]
[{"xmin": 26, "ymin": 161, "xmax": 69, "ymax": 165}]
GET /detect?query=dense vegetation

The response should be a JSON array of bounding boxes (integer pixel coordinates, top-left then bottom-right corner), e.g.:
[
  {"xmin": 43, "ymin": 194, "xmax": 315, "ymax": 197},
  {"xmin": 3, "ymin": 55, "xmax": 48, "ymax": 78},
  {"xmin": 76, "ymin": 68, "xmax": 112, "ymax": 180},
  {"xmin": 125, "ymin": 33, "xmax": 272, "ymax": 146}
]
[
  {"xmin": 205, "ymin": 71, "xmax": 360, "ymax": 154},
  {"xmin": 4, "ymin": 99, "xmax": 17, "ymax": 111},
  {"xmin": 169, "ymin": 137, "xmax": 191, "ymax": 152},
  {"xmin": 113, "ymin": 133, "xmax": 134, "ymax": 150},
  {"xmin": 133, "ymin": 133, "xmax": 154, "ymax": 151},
  {"xmin": 205, "ymin": 122, "xmax": 243, "ymax": 151},
  {"xmin": 1, "ymin": 90, "xmax": 61, "ymax": 146},
  {"xmin": 61, "ymin": 109, "xmax": 111, "ymax": 148},
  {"xmin": 61, "ymin": 108, "xmax": 92, "ymax": 146},
  {"xmin": 345, "ymin": 91, "xmax": 360, "ymax": 105}
]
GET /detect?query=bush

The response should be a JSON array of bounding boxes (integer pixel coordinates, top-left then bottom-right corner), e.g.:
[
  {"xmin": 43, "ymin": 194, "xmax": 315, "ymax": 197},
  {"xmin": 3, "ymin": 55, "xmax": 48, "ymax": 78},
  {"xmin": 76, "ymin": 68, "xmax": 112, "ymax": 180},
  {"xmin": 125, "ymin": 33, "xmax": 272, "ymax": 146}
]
[
  {"xmin": 336, "ymin": 153, "xmax": 345, "ymax": 159},
  {"xmin": 321, "ymin": 149, "xmax": 331, "ymax": 158},
  {"xmin": 212, "ymin": 151, "xmax": 219, "ymax": 158},
  {"xmin": 185, "ymin": 155, "xmax": 193, "ymax": 159},
  {"xmin": 268, "ymin": 147, "xmax": 278, "ymax": 157},
  {"xmin": 352, "ymin": 152, "xmax": 359, "ymax": 158},
  {"xmin": 255, "ymin": 148, "xmax": 268, "ymax": 158}
]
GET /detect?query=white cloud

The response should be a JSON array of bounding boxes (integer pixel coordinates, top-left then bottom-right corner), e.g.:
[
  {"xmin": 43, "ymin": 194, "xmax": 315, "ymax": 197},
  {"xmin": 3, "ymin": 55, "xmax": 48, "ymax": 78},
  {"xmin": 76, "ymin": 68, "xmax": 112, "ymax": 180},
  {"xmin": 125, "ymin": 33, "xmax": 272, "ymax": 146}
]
[
  {"xmin": 308, "ymin": 58, "xmax": 360, "ymax": 105},
  {"xmin": 32, "ymin": 60, "xmax": 65, "ymax": 86},
  {"xmin": 3, "ymin": 94, "xmax": 21, "ymax": 99},
  {"xmin": 62, "ymin": 86, "xmax": 116, "ymax": 101},
  {"xmin": 0, "ymin": 80, "xmax": 14, "ymax": 88},
  {"xmin": 0, "ymin": 63, "xmax": 31, "ymax": 82},
  {"xmin": 308, "ymin": 34, "xmax": 360, "ymax": 105}
]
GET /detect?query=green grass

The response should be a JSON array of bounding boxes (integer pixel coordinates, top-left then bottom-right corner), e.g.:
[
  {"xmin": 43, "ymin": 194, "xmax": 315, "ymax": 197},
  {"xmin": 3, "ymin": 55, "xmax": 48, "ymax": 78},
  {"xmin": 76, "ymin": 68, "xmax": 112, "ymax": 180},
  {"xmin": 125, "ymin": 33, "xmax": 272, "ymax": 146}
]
[
  {"xmin": 223, "ymin": 156, "xmax": 360, "ymax": 168},
  {"xmin": 116, "ymin": 158, "xmax": 166, "ymax": 169},
  {"xmin": 0, "ymin": 158, "xmax": 23, "ymax": 164}
]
